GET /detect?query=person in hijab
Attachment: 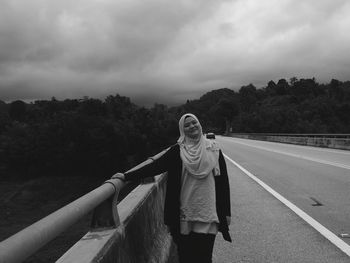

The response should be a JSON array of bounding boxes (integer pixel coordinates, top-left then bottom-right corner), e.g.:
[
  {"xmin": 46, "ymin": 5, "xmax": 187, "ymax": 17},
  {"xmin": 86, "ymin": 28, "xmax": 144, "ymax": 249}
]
[{"xmin": 112, "ymin": 113, "xmax": 231, "ymax": 263}]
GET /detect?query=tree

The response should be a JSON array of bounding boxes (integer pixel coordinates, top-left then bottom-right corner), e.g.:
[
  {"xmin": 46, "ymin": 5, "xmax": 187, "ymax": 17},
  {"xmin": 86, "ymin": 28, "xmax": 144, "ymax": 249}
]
[
  {"xmin": 0, "ymin": 100, "xmax": 10, "ymax": 134},
  {"xmin": 329, "ymin": 79, "xmax": 344, "ymax": 101},
  {"xmin": 210, "ymin": 97, "xmax": 239, "ymax": 134},
  {"xmin": 78, "ymin": 98, "xmax": 106, "ymax": 116},
  {"xmin": 291, "ymin": 78, "xmax": 319, "ymax": 98},
  {"xmin": 9, "ymin": 100, "xmax": 27, "ymax": 121},
  {"xmin": 290, "ymin": 77, "xmax": 298, "ymax": 86},
  {"xmin": 266, "ymin": 80, "xmax": 277, "ymax": 96},
  {"xmin": 276, "ymin": 79, "xmax": 289, "ymax": 95},
  {"xmin": 239, "ymin": 84, "xmax": 258, "ymax": 112},
  {"xmin": 105, "ymin": 94, "xmax": 135, "ymax": 120}
]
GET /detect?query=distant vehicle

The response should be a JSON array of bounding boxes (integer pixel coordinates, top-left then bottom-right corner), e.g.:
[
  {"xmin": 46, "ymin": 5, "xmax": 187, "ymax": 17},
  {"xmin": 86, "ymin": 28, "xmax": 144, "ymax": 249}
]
[{"xmin": 206, "ymin": 132, "xmax": 215, "ymax": 139}]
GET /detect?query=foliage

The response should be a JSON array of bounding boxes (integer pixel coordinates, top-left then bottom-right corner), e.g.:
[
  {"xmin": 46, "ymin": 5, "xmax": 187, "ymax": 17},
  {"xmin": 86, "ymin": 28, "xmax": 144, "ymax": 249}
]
[
  {"xmin": 1, "ymin": 78, "xmax": 350, "ymax": 180},
  {"xmin": 0, "ymin": 95, "xmax": 178, "ymax": 180},
  {"xmin": 174, "ymin": 78, "xmax": 350, "ymax": 134}
]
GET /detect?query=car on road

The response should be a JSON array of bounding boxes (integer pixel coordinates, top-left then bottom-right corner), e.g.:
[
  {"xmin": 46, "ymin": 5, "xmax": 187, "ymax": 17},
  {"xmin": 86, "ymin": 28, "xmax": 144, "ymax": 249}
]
[{"xmin": 206, "ymin": 132, "xmax": 215, "ymax": 139}]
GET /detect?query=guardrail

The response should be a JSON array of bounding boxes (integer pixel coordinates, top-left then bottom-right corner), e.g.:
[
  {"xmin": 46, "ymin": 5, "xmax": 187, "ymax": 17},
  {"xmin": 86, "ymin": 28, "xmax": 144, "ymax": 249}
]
[
  {"xmin": 231, "ymin": 133, "xmax": 350, "ymax": 138},
  {"xmin": 229, "ymin": 133, "xmax": 350, "ymax": 150},
  {"xmin": 0, "ymin": 148, "xmax": 169, "ymax": 263}
]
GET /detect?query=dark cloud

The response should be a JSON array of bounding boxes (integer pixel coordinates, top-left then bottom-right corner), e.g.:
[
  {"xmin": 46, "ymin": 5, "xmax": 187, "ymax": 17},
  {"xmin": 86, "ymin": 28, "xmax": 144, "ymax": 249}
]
[{"xmin": 1, "ymin": 0, "xmax": 350, "ymax": 105}]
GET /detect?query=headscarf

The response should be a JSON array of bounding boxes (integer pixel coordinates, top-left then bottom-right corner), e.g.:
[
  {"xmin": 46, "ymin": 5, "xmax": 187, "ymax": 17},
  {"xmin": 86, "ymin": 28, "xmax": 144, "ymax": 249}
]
[{"xmin": 177, "ymin": 113, "xmax": 220, "ymax": 179}]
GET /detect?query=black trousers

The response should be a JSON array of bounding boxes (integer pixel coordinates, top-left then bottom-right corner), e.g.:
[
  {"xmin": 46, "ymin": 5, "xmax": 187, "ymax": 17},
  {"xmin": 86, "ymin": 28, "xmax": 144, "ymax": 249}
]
[{"xmin": 175, "ymin": 232, "xmax": 216, "ymax": 263}]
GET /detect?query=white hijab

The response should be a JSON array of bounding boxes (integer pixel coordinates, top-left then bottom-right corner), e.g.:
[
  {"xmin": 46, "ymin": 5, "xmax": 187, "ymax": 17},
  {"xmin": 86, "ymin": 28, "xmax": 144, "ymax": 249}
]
[{"xmin": 177, "ymin": 113, "xmax": 220, "ymax": 179}]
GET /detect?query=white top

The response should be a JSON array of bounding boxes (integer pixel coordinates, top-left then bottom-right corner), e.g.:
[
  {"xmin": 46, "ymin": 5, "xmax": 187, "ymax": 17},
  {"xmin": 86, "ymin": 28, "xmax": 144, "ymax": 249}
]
[{"xmin": 179, "ymin": 166, "xmax": 220, "ymax": 235}]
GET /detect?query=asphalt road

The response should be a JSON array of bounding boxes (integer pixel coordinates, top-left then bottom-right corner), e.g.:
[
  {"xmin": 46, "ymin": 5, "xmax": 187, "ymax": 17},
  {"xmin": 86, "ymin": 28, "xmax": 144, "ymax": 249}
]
[{"xmin": 213, "ymin": 136, "xmax": 350, "ymax": 262}]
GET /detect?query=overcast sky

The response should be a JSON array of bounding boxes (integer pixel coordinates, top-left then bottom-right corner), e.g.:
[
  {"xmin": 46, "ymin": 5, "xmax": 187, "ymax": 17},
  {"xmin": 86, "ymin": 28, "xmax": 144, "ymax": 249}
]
[{"xmin": 1, "ymin": 0, "xmax": 350, "ymax": 106}]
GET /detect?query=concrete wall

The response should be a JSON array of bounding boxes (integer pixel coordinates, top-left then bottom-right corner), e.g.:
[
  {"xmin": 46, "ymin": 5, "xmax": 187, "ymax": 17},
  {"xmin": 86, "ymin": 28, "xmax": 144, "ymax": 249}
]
[
  {"xmin": 57, "ymin": 174, "xmax": 176, "ymax": 263},
  {"xmin": 230, "ymin": 134, "xmax": 350, "ymax": 150}
]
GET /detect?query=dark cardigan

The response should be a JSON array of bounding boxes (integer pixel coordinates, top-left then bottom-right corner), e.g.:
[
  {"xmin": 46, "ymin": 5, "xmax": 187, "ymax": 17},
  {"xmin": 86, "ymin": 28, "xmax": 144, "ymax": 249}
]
[{"xmin": 124, "ymin": 143, "xmax": 232, "ymax": 242}]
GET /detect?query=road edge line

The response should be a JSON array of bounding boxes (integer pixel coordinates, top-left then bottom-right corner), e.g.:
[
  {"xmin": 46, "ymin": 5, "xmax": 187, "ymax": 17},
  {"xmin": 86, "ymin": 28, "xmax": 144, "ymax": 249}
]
[{"xmin": 223, "ymin": 153, "xmax": 350, "ymax": 257}]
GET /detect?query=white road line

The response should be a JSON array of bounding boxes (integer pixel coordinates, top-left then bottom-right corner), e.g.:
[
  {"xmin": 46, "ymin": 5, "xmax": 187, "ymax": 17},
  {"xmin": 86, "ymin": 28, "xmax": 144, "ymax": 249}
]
[
  {"xmin": 222, "ymin": 137, "xmax": 350, "ymax": 170},
  {"xmin": 224, "ymin": 153, "xmax": 350, "ymax": 257}
]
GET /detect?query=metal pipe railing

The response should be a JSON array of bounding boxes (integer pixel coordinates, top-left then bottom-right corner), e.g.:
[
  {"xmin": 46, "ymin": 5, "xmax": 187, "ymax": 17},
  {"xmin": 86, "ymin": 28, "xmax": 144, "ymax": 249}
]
[
  {"xmin": 0, "ymin": 147, "xmax": 169, "ymax": 263},
  {"xmin": 0, "ymin": 179, "xmax": 121, "ymax": 263}
]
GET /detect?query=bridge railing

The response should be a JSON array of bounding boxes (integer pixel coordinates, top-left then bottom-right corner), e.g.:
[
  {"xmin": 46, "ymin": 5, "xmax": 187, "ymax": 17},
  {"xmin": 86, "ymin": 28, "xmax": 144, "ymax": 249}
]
[
  {"xmin": 229, "ymin": 133, "xmax": 350, "ymax": 150},
  {"xmin": 0, "ymin": 148, "xmax": 170, "ymax": 263},
  {"xmin": 230, "ymin": 133, "xmax": 350, "ymax": 138}
]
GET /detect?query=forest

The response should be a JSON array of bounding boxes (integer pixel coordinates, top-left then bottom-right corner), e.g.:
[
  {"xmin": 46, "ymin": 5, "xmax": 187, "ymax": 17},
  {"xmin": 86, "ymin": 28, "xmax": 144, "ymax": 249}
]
[{"xmin": 1, "ymin": 77, "xmax": 350, "ymax": 181}]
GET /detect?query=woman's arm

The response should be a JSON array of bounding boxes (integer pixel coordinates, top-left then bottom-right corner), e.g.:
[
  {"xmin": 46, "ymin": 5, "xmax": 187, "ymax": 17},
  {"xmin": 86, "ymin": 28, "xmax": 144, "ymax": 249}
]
[{"xmin": 112, "ymin": 145, "xmax": 176, "ymax": 182}]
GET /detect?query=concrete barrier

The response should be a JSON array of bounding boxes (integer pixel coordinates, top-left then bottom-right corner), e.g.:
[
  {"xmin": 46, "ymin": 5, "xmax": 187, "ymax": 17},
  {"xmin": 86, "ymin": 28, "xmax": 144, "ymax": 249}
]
[
  {"xmin": 230, "ymin": 134, "xmax": 350, "ymax": 150},
  {"xmin": 57, "ymin": 173, "xmax": 175, "ymax": 263}
]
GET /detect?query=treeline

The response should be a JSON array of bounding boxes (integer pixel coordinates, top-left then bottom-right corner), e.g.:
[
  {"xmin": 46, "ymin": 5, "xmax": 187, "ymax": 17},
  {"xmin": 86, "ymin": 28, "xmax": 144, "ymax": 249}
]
[
  {"xmin": 182, "ymin": 78, "xmax": 350, "ymax": 134},
  {"xmin": 0, "ymin": 95, "xmax": 182, "ymax": 180},
  {"xmin": 1, "ymin": 77, "xmax": 350, "ymax": 180}
]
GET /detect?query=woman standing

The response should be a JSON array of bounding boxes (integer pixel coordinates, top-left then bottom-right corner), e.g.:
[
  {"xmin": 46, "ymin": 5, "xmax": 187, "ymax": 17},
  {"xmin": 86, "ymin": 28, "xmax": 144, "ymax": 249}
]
[{"xmin": 112, "ymin": 113, "xmax": 231, "ymax": 263}]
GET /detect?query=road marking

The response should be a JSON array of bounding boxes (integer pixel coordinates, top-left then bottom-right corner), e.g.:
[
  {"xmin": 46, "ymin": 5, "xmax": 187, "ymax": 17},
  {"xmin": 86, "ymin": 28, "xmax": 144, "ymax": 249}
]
[
  {"xmin": 222, "ymin": 137, "xmax": 350, "ymax": 170},
  {"xmin": 224, "ymin": 153, "xmax": 350, "ymax": 257}
]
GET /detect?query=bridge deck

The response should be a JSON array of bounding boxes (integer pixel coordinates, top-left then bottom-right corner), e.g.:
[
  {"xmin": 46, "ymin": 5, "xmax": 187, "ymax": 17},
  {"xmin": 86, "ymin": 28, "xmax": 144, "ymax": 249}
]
[{"xmin": 212, "ymin": 160, "xmax": 349, "ymax": 263}]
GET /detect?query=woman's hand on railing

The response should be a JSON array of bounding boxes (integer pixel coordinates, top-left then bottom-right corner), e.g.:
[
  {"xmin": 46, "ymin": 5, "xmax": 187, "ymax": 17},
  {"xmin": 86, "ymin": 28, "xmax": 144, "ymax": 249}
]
[{"xmin": 111, "ymin": 173, "xmax": 125, "ymax": 182}]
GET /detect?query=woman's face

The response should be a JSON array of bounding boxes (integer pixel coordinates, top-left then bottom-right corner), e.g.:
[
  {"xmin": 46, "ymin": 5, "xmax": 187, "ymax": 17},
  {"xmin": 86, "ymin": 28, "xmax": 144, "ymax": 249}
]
[{"xmin": 183, "ymin": 116, "xmax": 201, "ymax": 139}]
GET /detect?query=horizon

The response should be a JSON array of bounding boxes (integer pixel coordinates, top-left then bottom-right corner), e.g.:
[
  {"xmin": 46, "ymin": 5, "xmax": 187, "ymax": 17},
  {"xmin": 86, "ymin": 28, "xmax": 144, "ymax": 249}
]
[
  {"xmin": 1, "ymin": 0, "xmax": 350, "ymax": 106},
  {"xmin": 1, "ymin": 76, "xmax": 347, "ymax": 108}
]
